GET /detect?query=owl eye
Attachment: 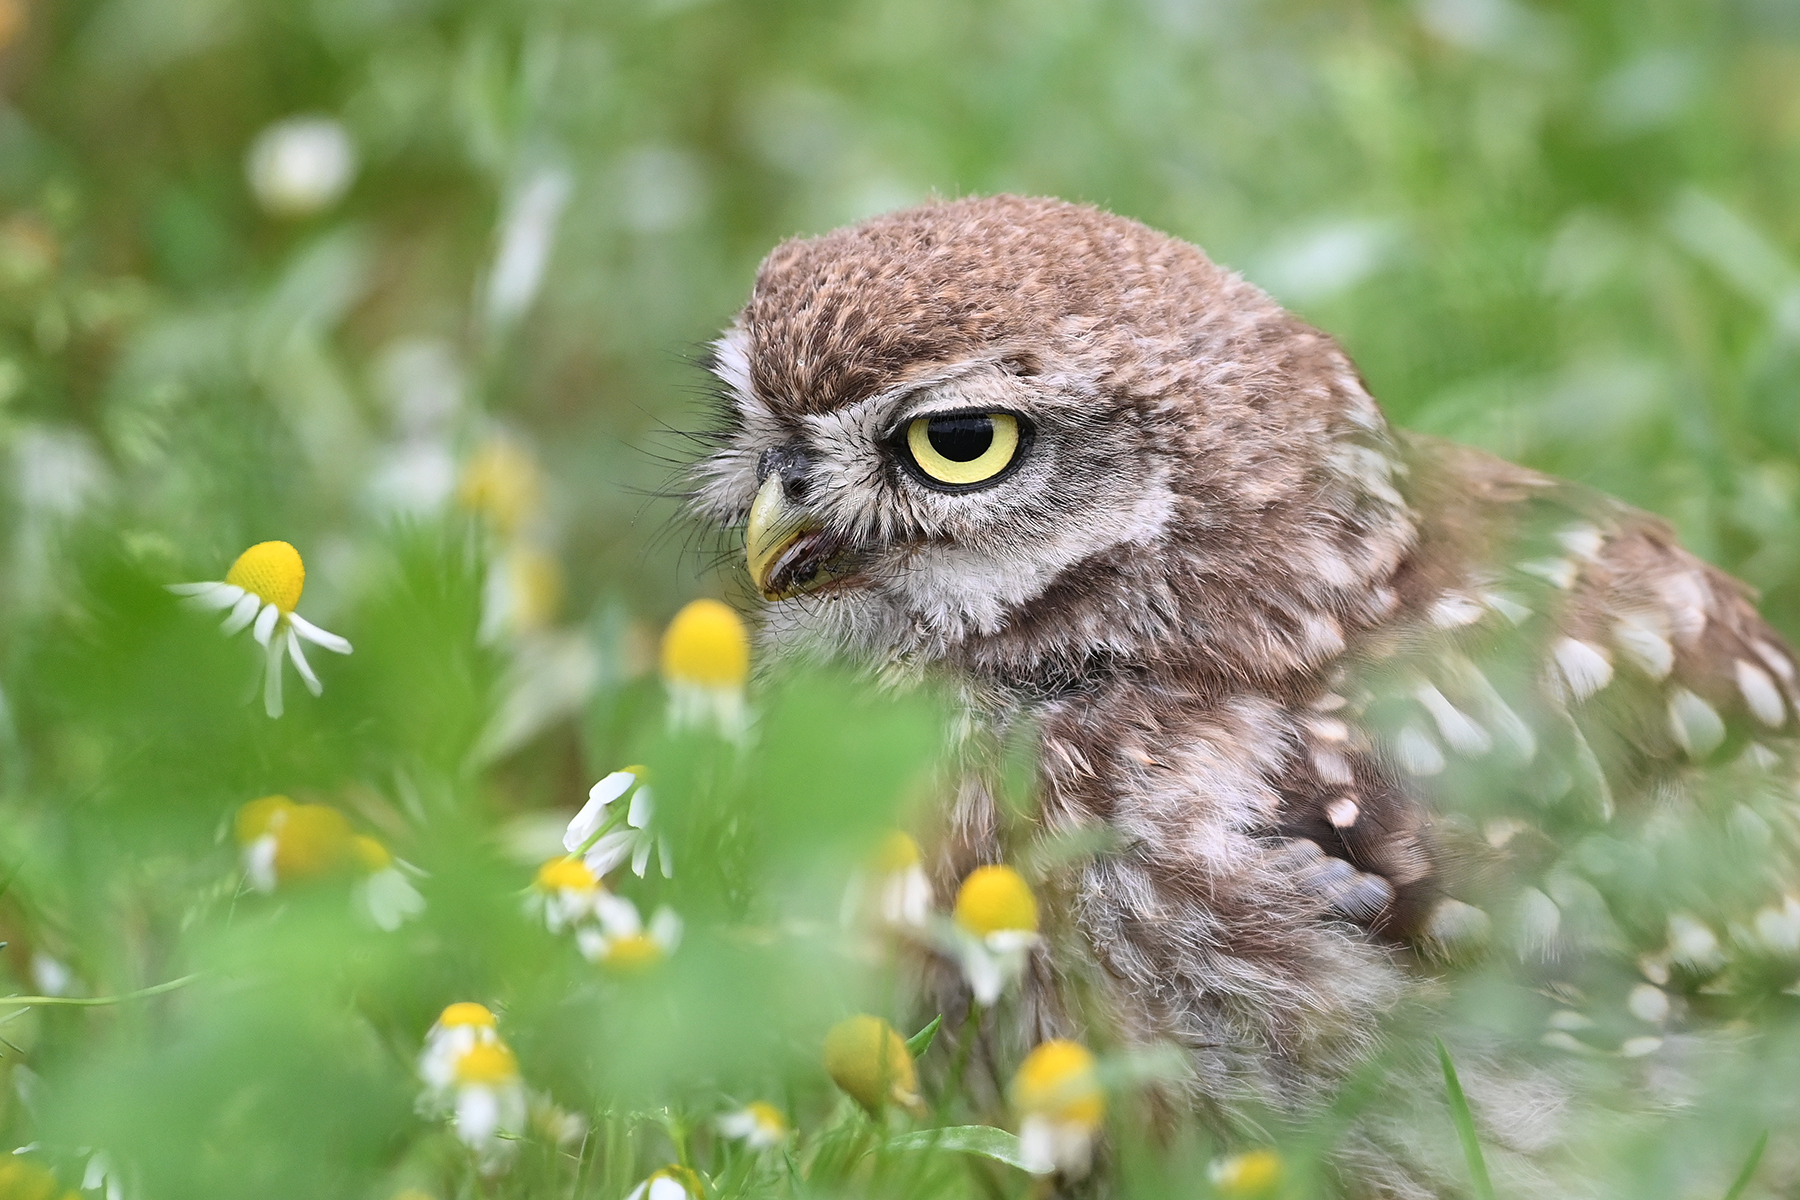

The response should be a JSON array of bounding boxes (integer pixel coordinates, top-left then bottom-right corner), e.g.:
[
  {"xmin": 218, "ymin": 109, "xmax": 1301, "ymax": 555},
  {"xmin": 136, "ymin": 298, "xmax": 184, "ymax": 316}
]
[{"xmin": 902, "ymin": 412, "xmax": 1026, "ymax": 489}]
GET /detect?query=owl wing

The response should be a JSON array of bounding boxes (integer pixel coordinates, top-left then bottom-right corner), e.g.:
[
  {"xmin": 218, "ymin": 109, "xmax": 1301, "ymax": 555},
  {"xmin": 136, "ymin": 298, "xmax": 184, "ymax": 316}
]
[{"xmin": 1279, "ymin": 435, "xmax": 1800, "ymax": 1046}]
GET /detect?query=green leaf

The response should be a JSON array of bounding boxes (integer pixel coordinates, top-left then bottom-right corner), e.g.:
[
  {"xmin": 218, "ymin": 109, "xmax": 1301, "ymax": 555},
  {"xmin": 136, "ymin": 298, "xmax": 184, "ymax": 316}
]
[
  {"xmin": 887, "ymin": 1125, "xmax": 1034, "ymax": 1172},
  {"xmin": 1437, "ymin": 1039, "xmax": 1495, "ymax": 1200},
  {"xmin": 905, "ymin": 1015, "xmax": 943, "ymax": 1059},
  {"xmin": 1722, "ymin": 1130, "xmax": 1768, "ymax": 1200}
]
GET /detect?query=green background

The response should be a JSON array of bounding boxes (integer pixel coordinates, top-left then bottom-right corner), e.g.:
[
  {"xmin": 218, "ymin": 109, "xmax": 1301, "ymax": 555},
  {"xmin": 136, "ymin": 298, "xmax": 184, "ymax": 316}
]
[{"xmin": 1, "ymin": 1, "xmax": 1797, "ymax": 1197}]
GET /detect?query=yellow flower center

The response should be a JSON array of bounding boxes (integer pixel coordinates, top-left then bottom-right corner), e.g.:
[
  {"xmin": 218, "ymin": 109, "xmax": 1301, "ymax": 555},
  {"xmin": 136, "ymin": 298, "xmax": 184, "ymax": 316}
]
[
  {"xmin": 437, "ymin": 1002, "xmax": 498, "ymax": 1029},
  {"xmin": 1211, "ymin": 1149, "xmax": 1283, "ymax": 1195},
  {"xmin": 225, "ymin": 540, "xmax": 306, "ymax": 614},
  {"xmin": 823, "ymin": 1015, "xmax": 918, "ymax": 1114},
  {"xmin": 643, "ymin": 1166, "xmax": 704, "ymax": 1199},
  {"xmin": 271, "ymin": 804, "xmax": 353, "ymax": 881},
  {"xmin": 954, "ymin": 865, "xmax": 1039, "ymax": 937},
  {"xmin": 603, "ymin": 933, "xmax": 665, "ymax": 970},
  {"xmin": 660, "ymin": 599, "xmax": 750, "ymax": 688},
  {"xmin": 0, "ymin": 1157, "xmax": 73, "ymax": 1200},
  {"xmin": 453, "ymin": 1040, "xmax": 519, "ymax": 1085},
  {"xmin": 535, "ymin": 856, "xmax": 599, "ymax": 892},
  {"xmin": 1010, "ymin": 1039, "xmax": 1104, "ymax": 1127},
  {"xmin": 871, "ymin": 830, "xmax": 922, "ymax": 873},
  {"xmin": 744, "ymin": 1100, "xmax": 787, "ymax": 1138},
  {"xmin": 351, "ymin": 834, "xmax": 392, "ymax": 872},
  {"xmin": 458, "ymin": 438, "xmax": 541, "ymax": 537},
  {"xmin": 501, "ymin": 546, "xmax": 563, "ymax": 630},
  {"xmin": 236, "ymin": 794, "xmax": 294, "ymax": 845}
]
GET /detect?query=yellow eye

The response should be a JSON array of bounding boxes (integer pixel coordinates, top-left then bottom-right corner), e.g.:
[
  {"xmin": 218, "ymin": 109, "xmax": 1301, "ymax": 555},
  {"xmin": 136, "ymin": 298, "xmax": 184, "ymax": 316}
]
[{"xmin": 904, "ymin": 413, "xmax": 1023, "ymax": 488}]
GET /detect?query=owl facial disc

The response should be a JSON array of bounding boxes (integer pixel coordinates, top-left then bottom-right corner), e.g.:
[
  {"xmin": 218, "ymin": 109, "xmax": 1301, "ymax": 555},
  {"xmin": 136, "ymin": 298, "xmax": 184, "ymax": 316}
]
[{"xmin": 745, "ymin": 473, "xmax": 854, "ymax": 600}]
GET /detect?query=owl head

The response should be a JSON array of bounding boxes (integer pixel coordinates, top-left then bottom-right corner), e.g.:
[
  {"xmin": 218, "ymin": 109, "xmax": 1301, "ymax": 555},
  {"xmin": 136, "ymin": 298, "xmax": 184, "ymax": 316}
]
[{"xmin": 690, "ymin": 196, "xmax": 1416, "ymax": 690}]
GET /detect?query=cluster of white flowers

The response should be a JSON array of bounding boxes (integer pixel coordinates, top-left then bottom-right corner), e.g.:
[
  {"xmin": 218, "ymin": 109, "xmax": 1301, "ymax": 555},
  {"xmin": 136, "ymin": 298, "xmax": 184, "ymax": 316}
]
[
  {"xmin": 524, "ymin": 766, "xmax": 684, "ymax": 969},
  {"xmin": 416, "ymin": 1003, "xmax": 527, "ymax": 1169},
  {"xmin": 528, "ymin": 850, "xmax": 683, "ymax": 970}
]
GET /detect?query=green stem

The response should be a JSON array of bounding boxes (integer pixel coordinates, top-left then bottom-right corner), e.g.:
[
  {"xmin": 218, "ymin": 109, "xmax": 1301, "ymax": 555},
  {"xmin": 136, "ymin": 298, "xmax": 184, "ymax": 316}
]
[
  {"xmin": 1436, "ymin": 1038, "xmax": 1495, "ymax": 1200},
  {"xmin": 940, "ymin": 1001, "xmax": 983, "ymax": 1118},
  {"xmin": 1722, "ymin": 1130, "xmax": 1768, "ymax": 1200},
  {"xmin": 0, "ymin": 973, "xmax": 199, "ymax": 1008},
  {"xmin": 574, "ymin": 803, "xmax": 633, "ymax": 858}
]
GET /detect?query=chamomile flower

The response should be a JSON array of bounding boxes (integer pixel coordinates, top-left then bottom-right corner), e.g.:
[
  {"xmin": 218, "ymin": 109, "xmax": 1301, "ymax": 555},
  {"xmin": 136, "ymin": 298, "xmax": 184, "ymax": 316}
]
[
  {"xmin": 529, "ymin": 855, "xmax": 603, "ymax": 934},
  {"xmin": 1209, "ymin": 1149, "xmax": 1284, "ymax": 1195},
  {"xmin": 235, "ymin": 795, "xmax": 352, "ymax": 891},
  {"xmin": 458, "ymin": 436, "xmax": 542, "ymax": 540},
  {"xmin": 576, "ymin": 893, "xmax": 682, "ymax": 970},
  {"xmin": 418, "ymin": 1003, "xmax": 501, "ymax": 1091},
  {"xmin": 169, "ymin": 541, "xmax": 352, "ymax": 718},
  {"xmin": 445, "ymin": 1039, "xmax": 527, "ymax": 1160},
  {"xmin": 246, "ymin": 116, "xmax": 357, "ymax": 217},
  {"xmin": 661, "ymin": 599, "xmax": 749, "ymax": 740},
  {"xmin": 823, "ymin": 1014, "xmax": 921, "ymax": 1115},
  {"xmin": 351, "ymin": 835, "xmax": 426, "ymax": 931},
  {"xmin": 530, "ymin": 1095, "xmax": 589, "ymax": 1147},
  {"xmin": 949, "ymin": 865, "xmax": 1041, "ymax": 1005},
  {"xmin": 1011, "ymin": 1039, "xmax": 1105, "ymax": 1177},
  {"xmin": 564, "ymin": 767, "xmax": 669, "ymax": 879},
  {"xmin": 477, "ymin": 544, "xmax": 564, "ymax": 643},
  {"xmin": 864, "ymin": 831, "xmax": 932, "ymax": 930},
  {"xmin": 716, "ymin": 1101, "xmax": 789, "ymax": 1150},
  {"xmin": 624, "ymin": 1166, "xmax": 704, "ymax": 1200}
]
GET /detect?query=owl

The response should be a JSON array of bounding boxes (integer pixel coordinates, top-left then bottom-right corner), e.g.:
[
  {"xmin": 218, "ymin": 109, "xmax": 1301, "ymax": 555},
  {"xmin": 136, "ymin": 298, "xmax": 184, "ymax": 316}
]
[{"xmin": 688, "ymin": 195, "xmax": 1800, "ymax": 1197}]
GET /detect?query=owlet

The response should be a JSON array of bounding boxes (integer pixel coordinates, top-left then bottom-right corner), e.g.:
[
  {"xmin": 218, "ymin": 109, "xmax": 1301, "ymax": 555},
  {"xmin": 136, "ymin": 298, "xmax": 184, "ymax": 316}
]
[{"xmin": 689, "ymin": 195, "xmax": 1800, "ymax": 1197}]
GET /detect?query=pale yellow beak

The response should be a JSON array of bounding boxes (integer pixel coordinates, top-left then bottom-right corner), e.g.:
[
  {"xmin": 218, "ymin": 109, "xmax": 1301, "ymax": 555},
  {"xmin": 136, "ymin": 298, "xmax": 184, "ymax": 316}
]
[{"xmin": 745, "ymin": 473, "xmax": 825, "ymax": 600}]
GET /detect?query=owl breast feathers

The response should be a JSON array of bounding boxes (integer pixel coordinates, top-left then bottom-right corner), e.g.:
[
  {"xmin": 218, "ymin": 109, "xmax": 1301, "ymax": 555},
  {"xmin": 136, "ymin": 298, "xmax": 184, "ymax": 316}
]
[{"xmin": 690, "ymin": 195, "xmax": 1800, "ymax": 1195}]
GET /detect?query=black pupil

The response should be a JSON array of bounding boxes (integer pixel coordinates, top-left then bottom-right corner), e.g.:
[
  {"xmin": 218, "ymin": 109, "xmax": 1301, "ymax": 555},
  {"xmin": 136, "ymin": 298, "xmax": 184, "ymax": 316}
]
[{"xmin": 926, "ymin": 415, "xmax": 994, "ymax": 462}]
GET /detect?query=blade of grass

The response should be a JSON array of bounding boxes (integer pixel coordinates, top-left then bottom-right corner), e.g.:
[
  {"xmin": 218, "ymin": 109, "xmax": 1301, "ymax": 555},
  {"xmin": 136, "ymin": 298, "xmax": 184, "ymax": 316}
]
[
  {"xmin": 1437, "ymin": 1038, "xmax": 1495, "ymax": 1200},
  {"xmin": 905, "ymin": 1015, "xmax": 943, "ymax": 1059},
  {"xmin": 0, "ymin": 973, "xmax": 199, "ymax": 1007},
  {"xmin": 1721, "ymin": 1130, "xmax": 1767, "ymax": 1200}
]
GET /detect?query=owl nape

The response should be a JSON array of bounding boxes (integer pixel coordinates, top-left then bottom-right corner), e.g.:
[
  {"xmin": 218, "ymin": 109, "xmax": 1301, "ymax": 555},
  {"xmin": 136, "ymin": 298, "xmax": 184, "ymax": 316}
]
[{"xmin": 691, "ymin": 195, "xmax": 1800, "ymax": 1198}]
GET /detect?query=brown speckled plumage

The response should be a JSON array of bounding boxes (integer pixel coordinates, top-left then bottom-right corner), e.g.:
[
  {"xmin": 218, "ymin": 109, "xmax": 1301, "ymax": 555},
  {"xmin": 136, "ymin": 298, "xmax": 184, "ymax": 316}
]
[{"xmin": 690, "ymin": 196, "xmax": 1800, "ymax": 1197}]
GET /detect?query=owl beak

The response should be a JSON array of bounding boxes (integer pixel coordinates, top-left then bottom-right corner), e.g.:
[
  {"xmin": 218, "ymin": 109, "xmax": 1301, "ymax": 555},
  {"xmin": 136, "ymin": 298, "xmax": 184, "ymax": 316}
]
[{"xmin": 745, "ymin": 473, "xmax": 845, "ymax": 601}]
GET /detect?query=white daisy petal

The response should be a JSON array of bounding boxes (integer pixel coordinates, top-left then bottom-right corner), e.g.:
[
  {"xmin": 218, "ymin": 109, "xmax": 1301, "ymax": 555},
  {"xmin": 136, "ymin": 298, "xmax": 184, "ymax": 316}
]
[
  {"xmin": 1018, "ymin": 1116, "xmax": 1057, "ymax": 1175},
  {"xmin": 288, "ymin": 630, "xmax": 323, "ymax": 696},
  {"xmin": 289, "ymin": 612, "xmax": 353, "ymax": 655},
  {"xmin": 627, "ymin": 785, "xmax": 654, "ymax": 830},
  {"xmin": 263, "ymin": 635, "xmax": 286, "ymax": 718},
  {"xmin": 963, "ymin": 944, "xmax": 1003, "ymax": 1005},
  {"xmin": 364, "ymin": 868, "xmax": 426, "ymax": 931},
  {"xmin": 246, "ymin": 834, "xmax": 279, "ymax": 892},
  {"xmin": 589, "ymin": 770, "xmax": 637, "ymax": 807},
  {"xmin": 650, "ymin": 905, "xmax": 683, "ymax": 953},
  {"xmin": 221, "ymin": 592, "xmax": 263, "ymax": 635},
  {"xmin": 581, "ymin": 830, "xmax": 634, "ymax": 877},
  {"xmin": 173, "ymin": 581, "xmax": 246, "ymax": 609},
  {"xmin": 456, "ymin": 1085, "xmax": 500, "ymax": 1145},
  {"xmin": 252, "ymin": 602, "xmax": 281, "ymax": 647},
  {"xmin": 595, "ymin": 892, "xmax": 643, "ymax": 937},
  {"xmin": 631, "ymin": 836, "xmax": 652, "ymax": 877}
]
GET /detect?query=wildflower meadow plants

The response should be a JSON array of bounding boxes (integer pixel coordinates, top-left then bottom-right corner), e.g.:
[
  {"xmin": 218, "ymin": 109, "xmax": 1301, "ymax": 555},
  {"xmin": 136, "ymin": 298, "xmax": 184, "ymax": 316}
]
[{"xmin": 6, "ymin": 518, "xmax": 1171, "ymax": 1200}]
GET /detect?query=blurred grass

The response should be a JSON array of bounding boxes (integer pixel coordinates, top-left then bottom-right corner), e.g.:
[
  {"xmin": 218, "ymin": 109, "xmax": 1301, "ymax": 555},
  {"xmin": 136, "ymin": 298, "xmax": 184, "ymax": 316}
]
[{"xmin": 0, "ymin": 0, "xmax": 1798, "ymax": 1197}]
